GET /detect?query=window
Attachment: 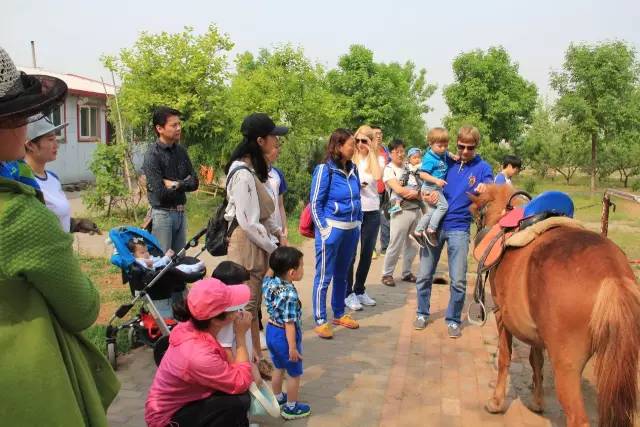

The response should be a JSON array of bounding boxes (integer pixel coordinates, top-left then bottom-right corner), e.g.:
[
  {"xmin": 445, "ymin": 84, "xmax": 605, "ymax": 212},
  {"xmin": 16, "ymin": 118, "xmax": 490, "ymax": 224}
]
[
  {"xmin": 79, "ymin": 105, "xmax": 100, "ymax": 141},
  {"xmin": 48, "ymin": 104, "xmax": 66, "ymax": 142}
]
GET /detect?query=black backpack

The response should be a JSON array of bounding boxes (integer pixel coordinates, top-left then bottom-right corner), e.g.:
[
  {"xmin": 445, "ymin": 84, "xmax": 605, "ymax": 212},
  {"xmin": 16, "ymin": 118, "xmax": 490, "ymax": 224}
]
[{"xmin": 205, "ymin": 166, "xmax": 251, "ymax": 257}]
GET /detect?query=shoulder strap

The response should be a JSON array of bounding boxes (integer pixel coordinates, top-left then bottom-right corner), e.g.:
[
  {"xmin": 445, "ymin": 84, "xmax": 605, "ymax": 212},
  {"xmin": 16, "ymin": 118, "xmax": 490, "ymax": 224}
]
[{"xmin": 225, "ymin": 165, "xmax": 252, "ymax": 193}]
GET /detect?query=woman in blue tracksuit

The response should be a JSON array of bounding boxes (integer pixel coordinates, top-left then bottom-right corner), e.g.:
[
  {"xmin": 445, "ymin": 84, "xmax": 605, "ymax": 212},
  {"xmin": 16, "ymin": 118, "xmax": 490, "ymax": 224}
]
[{"xmin": 310, "ymin": 128, "xmax": 363, "ymax": 339}]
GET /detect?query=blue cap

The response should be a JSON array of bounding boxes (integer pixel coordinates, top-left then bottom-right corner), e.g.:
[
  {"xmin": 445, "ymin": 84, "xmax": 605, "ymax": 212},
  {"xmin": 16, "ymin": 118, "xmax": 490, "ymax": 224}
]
[{"xmin": 407, "ymin": 147, "xmax": 422, "ymax": 158}]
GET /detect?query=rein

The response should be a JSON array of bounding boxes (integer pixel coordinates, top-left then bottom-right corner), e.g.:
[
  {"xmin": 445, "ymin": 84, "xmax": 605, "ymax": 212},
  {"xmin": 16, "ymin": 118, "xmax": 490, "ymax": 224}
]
[{"xmin": 468, "ymin": 190, "xmax": 532, "ymax": 326}]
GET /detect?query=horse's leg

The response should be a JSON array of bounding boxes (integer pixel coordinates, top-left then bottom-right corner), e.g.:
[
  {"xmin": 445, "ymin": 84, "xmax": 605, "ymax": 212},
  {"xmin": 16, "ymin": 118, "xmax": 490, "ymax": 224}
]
[
  {"xmin": 528, "ymin": 346, "xmax": 544, "ymax": 413},
  {"xmin": 547, "ymin": 344, "xmax": 590, "ymax": 427},
  {"xmin": 485, "ymin": 310, "xmax": 513, "ymax": 413}
]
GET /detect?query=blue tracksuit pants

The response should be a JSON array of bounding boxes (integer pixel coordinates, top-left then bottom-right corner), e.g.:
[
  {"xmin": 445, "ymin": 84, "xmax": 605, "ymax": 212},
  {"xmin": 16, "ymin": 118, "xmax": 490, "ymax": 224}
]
[{"xmin": 312, "ymin": 226, "xmax": 360, "ymax": 324}]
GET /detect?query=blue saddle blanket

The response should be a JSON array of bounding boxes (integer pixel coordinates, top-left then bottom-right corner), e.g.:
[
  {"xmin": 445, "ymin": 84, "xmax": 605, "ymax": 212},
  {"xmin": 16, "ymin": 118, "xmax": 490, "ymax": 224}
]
[{"xmin": 523, "ymin": 191, "xmax": 574, "ymax": 218}]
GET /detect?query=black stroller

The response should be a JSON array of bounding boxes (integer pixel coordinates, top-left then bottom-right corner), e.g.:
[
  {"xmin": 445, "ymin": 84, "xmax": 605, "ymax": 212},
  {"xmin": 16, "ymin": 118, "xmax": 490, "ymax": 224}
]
[{"xmin": 105, "ymin": 226, "xmax": 207, "ymax": 370}]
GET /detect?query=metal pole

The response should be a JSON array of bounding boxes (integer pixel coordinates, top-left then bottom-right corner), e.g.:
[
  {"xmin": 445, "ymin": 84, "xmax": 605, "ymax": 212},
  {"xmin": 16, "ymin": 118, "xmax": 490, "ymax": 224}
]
[{"xmin": 30, "ymin": 41, "xmax": 37, "ymax": 68}]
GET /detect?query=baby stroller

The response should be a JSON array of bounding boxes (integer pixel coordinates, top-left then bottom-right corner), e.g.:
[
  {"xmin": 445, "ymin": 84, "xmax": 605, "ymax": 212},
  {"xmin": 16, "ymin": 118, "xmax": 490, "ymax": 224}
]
[{"xmin": 105, "ymin": 226, "xmax": 207, "ymax": 370}]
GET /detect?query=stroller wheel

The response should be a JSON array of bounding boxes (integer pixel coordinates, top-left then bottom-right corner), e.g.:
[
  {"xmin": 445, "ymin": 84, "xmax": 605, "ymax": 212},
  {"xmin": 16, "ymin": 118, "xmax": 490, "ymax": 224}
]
[
  {"xmin": 128, "ymin": 327, "xmax": 143, "ymax": 349},
  {"xmin": 107, "ymin": 342, "xmax": 118, "ymax": 370},
  {"xmin": 153, "ymin": 335, "xmax": 170, "ymax": 367}
]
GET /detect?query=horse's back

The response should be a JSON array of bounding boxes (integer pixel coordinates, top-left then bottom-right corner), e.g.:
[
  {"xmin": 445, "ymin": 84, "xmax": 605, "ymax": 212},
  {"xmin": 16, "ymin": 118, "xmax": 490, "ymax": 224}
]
[{"xmin": 493, "ymin": 226, "xmax": 634, "ymax": 346}]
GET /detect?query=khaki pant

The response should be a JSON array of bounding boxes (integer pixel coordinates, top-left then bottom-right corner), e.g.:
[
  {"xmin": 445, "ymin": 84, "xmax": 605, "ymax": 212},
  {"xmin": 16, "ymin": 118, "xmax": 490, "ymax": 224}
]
[{"xmin": 382, "ymin": 208, "xmax": 420, "ymax": 277}]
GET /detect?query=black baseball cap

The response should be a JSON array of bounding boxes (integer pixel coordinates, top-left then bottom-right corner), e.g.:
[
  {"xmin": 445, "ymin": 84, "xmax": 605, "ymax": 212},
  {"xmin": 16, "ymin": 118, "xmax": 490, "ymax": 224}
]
[{"xmin": 240, "ymin": 113, "xmax": 288, "ymax": 138}]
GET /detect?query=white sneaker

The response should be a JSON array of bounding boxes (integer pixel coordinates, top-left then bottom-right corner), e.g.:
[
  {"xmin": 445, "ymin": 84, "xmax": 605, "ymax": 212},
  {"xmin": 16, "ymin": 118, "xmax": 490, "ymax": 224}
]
[
  {"xmin": 345, "ymin": 292, "xmax": 363, "ymax": 311},
  {"xmin": 357, "ymin": 292, "xmax": 377, "ymax": 306},
  {"xmin": 260, "ymin": 331, "xmax": 267, "ymax": 350}
]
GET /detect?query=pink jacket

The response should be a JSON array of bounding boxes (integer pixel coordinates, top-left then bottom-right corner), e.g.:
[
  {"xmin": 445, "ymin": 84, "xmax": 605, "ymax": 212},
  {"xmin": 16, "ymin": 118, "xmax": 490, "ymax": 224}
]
[{"xmin": 144, "ymin": 321, "xmax": 252, "ymax": 427}]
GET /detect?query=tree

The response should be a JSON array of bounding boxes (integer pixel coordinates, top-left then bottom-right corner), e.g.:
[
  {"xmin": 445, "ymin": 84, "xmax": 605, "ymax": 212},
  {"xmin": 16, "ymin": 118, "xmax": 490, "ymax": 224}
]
[
  {"xmin": 551, "ymin": 41, "xmax": 640, "ymax": 191},
  {"xmin": 443, "ymin": 46, "xmax": 538, "ymax": 145},
  {"xmin": 228, "ymin": 45, "xmax": 344, "ymax": 211},
  {"xmin": 103, "ymin": 25, "xmax": 235, "ymax": 166},
  {"xmin": 327, "ymin": 45, "xmax": 436, "ymax": 144}
]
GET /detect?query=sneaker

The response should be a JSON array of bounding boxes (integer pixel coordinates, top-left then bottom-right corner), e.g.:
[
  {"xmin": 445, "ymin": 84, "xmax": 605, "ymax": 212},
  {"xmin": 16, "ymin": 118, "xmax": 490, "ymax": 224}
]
[
  {"xmin": 345, "ymin": 292, "xmax": 363, "ymax": 311},
  {"xmin": 276, "ymin": 392, "xmax": 288, "ymax": 406},
  {"xmin": 259, "ymin": 331, "xmax": 267, "ymax": 350},
  {"xmin": 414, "ymin": 315, "xmax": 428, "ymax": 330},
  {"xmin": 448, "ymin": 322, "xmax": 462, "ymax": 339},
  {"xmin": 409, "ymin": 231, "xmax": 426, "ymax": 248},
  {"xmin": 388, "ymin": 205, "xmax": 402, "ymax": 214},
  {"xmin": 314, "ymin": 322, "xmax": 333, "ymax": 339},
  {"xmin": 332, "ymin": 313, "xmax": 359, "ymax": 329},
  {"xmin": 357, "ymin": 292, "xmax": 376, "ymax": 306},
  {"xmin": 424, "ymin": 230, "xmax": 438, "ymax": 247},
  {"xmin": 371, "ymin": 250, "xmax": 379, "ymax": 260},
  {"xmin": 381, "ymin": 275, "xmax": 396, "ymax": 287},
  {"xmin": 380, "ymin": 248, "xmax": 387, "ymax": 255},
  {"xmin": 281, "ymin": 402, "xmax": 311, "ymax": 420}
]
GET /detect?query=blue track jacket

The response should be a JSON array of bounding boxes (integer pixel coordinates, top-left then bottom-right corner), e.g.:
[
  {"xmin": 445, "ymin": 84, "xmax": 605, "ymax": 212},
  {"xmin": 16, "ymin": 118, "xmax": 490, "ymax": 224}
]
[
  {"xmin": 310, "ymin": 160, "xmax": 363, "ymax": 233},
  {"xmin": 442, "ymin": 155, "xmax": 493, "ymax": 232}
]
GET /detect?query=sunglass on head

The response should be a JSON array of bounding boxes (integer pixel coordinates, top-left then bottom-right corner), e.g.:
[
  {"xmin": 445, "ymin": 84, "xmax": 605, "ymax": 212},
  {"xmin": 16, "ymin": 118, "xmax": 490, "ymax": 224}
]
[
  {"xmin": 457, "ymin": 144, "xmax": 476, "ymax": 152},
  {"xmin": 355, "ymin": 138, "xmax": 369, "ymax": 144}
]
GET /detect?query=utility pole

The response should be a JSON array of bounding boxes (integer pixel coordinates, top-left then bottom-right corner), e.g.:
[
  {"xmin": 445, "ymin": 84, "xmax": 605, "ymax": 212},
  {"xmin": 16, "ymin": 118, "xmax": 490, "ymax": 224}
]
[{"xmin": 30, "ymin": 41, "xmax": 37, "ymax": 68}]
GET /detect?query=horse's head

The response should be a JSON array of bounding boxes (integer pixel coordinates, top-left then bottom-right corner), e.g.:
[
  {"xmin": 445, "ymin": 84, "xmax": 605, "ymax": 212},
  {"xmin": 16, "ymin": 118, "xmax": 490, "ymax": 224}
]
[{"xmin": 468, "ymin": 184, "xmax": 514, "ymax": 230}]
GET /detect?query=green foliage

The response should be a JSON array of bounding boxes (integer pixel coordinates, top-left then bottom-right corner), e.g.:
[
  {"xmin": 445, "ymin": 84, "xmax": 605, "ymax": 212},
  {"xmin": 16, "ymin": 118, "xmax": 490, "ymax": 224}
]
[
  {"xmin": 443, "ymin": 46, "xmax": 538, "ymax": 144},
  {"xmin": 83, "ymin": 143, "xmax": 129, "ymax": 214},
  {"xmin": 551, "ymin": 41, "xmax": 640, "ymax": 190},
  {"xmin": 521, "ymin": 176, "xmax": 538, "ymax": 194},
  {"xmin": 103, "ymin": 25, "xmax": 235, "ymax": 166},
  {"xmin": 631, "ymin": 179, "xmax": 640, "ymax": 192},
  {"xmin": 327, "ymin": 45, "xmax": 437, "ymax": 145},
  {"xmin": 228, "ymin": 45, "xmax": 344, "ymax": 211}
]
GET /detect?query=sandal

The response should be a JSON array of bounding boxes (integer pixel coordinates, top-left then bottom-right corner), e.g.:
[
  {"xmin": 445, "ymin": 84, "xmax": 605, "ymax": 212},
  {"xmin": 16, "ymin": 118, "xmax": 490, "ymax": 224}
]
[
  {"xmin": 402, "ymin": 273, "xmax": 417, "ymax": 283},
  {"xmin": 381, "ymin": 275, "xmax": 396, "ymax": 287}
]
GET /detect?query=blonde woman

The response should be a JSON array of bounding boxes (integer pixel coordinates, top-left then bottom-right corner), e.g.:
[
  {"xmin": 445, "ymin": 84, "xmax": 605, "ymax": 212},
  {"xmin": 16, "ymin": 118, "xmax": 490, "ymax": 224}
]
[{"xmin": 345, "ymin": 125, "xmax": 383, "ymax": 311}]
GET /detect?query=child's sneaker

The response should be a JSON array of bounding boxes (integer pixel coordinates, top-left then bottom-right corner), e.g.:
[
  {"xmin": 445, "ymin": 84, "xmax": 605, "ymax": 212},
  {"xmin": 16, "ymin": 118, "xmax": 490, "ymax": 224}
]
[
  {"xmin": 281, "ymin": 402, "xmax": 311, "ymax": 420},
  {"xmin": 388, "ymin": 205, "xmax": 402, "ymax": 214},
  {"xmin": 424, "ymin": 230, "xmax": 438, "ymax": 247},
  {"xmin": 332, "ymin": 313, "xmax": 359, "ymax": 329},
  {"xmin": 409, "ymin": 231, "xmax": 426, "ymax": 248},
  {"xmin": 276, "ymin": 392, "xmax": 288, "ymax": 406}
]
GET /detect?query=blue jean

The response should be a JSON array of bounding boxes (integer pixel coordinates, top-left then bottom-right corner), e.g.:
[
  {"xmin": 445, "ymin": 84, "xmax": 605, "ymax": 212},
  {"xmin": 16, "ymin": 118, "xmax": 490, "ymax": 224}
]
[
  {"xmin": 415, "ymin": 186, "xmax": 448, "ymax": 233},
  {"xmin": 348, "ymin": 211, "xmax": 381, "ymax": 295},
  {"xmin": 151, "ymin": 208, "xmax": 187, "ymax": 253},
  {"xmin": 312, "ymin": 226, "xmax": 360, "ymax": 324},
  {"xmin": 379, "ymin": 210, "xmax": 390, "ymax": 251},
  {"xmin": 415, "ymin": 230, "xmax": 470, "ymax": 325}
]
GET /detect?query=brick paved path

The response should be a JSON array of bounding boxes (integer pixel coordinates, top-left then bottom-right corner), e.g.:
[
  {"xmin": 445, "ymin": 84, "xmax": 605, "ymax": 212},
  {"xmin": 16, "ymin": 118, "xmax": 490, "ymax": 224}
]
[{"xmin": 107, "ymin": 239, "xmax": 629, "ymax": 427}]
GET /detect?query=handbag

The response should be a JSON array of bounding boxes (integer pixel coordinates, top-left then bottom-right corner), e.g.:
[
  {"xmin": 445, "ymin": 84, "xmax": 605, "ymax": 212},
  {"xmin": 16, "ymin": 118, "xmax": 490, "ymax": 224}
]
[
  {"xmin": 248, "ymin": 382, "xmax": 281, "ymax": 420},
  {"xmin": 204, "ymin": 166, "xmax": 250, "ymax": 256},
  {"xmin": 298, "ymin": 166, "xmax": 334, "ymax": 239}
]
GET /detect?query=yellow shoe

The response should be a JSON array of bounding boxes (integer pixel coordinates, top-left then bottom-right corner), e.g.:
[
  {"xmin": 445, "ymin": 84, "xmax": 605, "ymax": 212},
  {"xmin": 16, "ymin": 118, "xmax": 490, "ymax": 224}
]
[
  {"xmin": 371, "ymin": 250, "xmax": 379, "ymax": 260},
  {"xmin": 332, "ymin": 313, "xmax": 359, "ymax": 329},
  {"xmin": 314, "ymin": 322, "xmax": 333, "ymax": 339}
]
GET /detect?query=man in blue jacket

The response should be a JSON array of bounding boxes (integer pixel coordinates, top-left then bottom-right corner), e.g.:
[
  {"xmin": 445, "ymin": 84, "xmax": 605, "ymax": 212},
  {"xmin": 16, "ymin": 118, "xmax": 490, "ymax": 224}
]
[{"xmin": 414, "ymin": 126, "xmax": 493, "ymax": 338}]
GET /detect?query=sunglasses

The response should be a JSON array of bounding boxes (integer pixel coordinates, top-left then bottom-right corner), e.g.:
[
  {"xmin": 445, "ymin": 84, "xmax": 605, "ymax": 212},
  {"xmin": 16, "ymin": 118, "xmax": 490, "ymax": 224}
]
[
  {"xmin": 355, "ymin": 138, "xmax": 369, "ymax": 144},
  {"xmin": 457, "ymin": 144, "xmax": 476, "ymax": 152}
]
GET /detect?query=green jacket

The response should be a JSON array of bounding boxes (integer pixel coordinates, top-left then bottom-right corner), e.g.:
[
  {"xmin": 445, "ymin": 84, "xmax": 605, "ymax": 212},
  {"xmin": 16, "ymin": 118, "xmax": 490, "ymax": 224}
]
[{"xmin": 0, "ymin": 178, "xmax": 120, "ymax": 426}]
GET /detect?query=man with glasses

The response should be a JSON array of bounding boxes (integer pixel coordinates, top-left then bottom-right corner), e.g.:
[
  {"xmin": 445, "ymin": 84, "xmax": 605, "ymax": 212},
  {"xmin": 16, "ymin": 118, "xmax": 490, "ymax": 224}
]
[{"xmin": 413, "ymin": 126, "xmax": 493, "ymax": 338}]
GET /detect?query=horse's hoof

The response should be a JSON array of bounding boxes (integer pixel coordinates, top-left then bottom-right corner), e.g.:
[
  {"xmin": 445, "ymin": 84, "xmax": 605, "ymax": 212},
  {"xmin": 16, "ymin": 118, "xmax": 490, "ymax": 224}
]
[{"xmin": 485, "ymin": 398, "xmax": 506, "ymax": 414}]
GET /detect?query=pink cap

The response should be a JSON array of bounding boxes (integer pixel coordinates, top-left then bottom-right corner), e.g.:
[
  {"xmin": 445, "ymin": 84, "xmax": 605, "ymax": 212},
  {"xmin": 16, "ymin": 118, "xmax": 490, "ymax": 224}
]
[{"xmin": 187, "ymin": 278, "xmax": 250, "ymax": 320}]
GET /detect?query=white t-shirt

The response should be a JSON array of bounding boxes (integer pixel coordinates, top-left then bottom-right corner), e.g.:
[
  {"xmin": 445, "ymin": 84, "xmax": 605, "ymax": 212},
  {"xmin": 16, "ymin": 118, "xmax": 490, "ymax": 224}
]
[
  {"xmin": 357, "ymin": 159, "xmax": 381, "ymax": 212},
  {"xmin": 216, "ymin": 324, "xmax": 253, "ymax": 358},
  {"xmin": 35, "ymin": 170, "xmax": 71, "ymax": 232}
]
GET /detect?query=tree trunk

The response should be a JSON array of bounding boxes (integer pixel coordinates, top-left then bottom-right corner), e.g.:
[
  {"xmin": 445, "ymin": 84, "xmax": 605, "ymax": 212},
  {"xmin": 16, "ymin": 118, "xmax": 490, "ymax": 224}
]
[{"xmin": 590, "ymin": 132, "xmax": 597, "ymax": 192}]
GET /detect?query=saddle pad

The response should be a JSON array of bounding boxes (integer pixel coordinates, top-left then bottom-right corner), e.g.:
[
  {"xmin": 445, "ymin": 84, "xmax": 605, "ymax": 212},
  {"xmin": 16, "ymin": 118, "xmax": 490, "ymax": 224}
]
[
  {"xmin": 506, "ymin": 217, "xmax": 584, "ymax": 247},
  {"xmin": 473, "ymin": 223, "xmax": 514, "ymax": 268},
  {"xmin": 498, "ymin": 207, "xmax": 525, "ymax": 228}
]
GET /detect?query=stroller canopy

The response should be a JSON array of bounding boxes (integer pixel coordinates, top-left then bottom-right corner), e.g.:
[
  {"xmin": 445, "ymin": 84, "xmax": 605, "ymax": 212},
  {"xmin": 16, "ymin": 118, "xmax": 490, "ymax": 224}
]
[{"xmin": 109, "ymin": 226, "xmax": 163, "ymax": 271}]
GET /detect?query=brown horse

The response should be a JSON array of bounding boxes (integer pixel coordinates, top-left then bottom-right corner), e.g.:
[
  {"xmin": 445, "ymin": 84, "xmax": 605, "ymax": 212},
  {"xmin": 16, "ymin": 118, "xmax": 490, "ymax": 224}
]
[{"xmin": 468, "ymin": 184, "xmax": 640, "ymax": 427}]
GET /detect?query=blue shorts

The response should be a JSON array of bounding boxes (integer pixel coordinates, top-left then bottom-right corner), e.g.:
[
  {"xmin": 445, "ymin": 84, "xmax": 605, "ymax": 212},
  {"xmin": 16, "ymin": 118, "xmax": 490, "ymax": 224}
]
[{"xmin": 266, "ymin": 323, "xmax": 303, "ymax": 377}]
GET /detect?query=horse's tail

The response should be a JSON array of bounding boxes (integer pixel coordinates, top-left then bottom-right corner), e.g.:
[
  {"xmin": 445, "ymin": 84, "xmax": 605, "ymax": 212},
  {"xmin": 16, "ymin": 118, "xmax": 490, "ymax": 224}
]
[{"xmin": 589, "ymin": 277, "xmax": 640, "ymax": 427}]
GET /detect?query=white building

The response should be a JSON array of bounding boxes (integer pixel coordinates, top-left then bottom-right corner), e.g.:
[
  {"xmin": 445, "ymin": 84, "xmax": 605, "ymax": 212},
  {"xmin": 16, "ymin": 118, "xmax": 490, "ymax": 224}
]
[{"xmin": 19, "ymin": 67, "xmax": 115, "ymax": 184}]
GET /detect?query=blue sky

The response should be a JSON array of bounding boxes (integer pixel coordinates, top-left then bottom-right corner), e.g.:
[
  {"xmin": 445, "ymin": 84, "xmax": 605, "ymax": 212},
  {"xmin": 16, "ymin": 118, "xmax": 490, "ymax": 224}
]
[{"xmin": 2, "ymin": 0, "xmax": 639, "ymax": 126}]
